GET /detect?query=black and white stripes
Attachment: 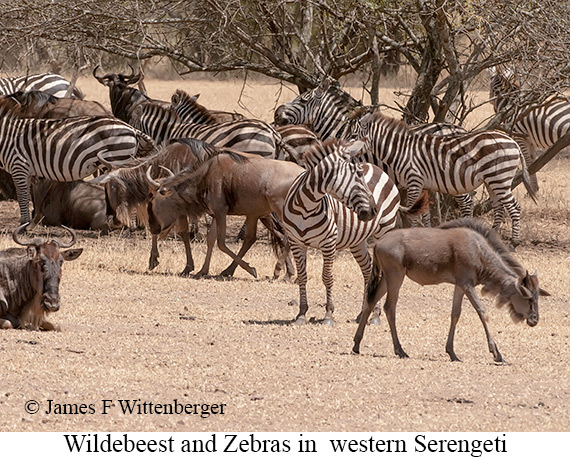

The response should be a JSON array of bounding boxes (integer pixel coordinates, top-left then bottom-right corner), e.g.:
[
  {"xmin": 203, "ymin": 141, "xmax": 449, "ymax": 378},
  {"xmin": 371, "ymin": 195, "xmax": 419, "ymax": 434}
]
[
  {"xmin": 282, "ymin": 139, "xmax": 401, "ymax": 325},
  {"xmin": 0, "ymin": 73, "xmax": 83, "ymax": 99}
]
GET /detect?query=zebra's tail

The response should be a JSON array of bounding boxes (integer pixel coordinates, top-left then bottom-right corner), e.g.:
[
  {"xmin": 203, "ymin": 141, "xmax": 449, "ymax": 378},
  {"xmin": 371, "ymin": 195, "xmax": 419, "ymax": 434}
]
[
  {"xmin": 399, "ymin": 190, "xmax": 430, "ymax": 219},
  {"xmin": 275, "ymin": 131, "xmax": 303, "ymax": 163},
  {"xmin": 519, "ymin": 151, "xmax": 538, "ymax": 204},
  {"xmin": 265, "ymin": 212, "xmax": 287, "ymax": 260}
]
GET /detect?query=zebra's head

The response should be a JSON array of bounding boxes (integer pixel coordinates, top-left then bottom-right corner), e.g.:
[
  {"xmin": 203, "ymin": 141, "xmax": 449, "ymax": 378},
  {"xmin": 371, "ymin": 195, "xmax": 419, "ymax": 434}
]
[{"xmin": 312, "ymin": 139, "xmax": 377, "ymax": 222}]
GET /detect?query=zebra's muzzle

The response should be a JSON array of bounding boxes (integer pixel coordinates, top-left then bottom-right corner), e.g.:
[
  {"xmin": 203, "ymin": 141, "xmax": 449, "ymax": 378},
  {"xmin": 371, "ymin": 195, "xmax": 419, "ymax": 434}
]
[{"xmin": 357, "ymin": 206, "xmax": 377, "ymax": 222}]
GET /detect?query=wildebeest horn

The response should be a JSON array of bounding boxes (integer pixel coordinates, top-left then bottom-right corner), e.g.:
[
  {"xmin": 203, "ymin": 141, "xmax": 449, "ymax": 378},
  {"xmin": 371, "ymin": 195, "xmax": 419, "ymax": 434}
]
[
  {"xmin": 56, "ymin": 225, "xmax": 77, "ymax": 249},
  {"xmin": 97, "ymin": 151, "xmax": 115, "ymax": 170},
  {"xmin": 12, "ymin": 222, "xmax": 36, "ymax": 247},
  {"xmin": 92, "ymin": 65, "xmax": 105, "ymax": 84},
  {"xmin": 146, "ymin": 166, "xmax": 161, "ymax": 191},
  {"xmin": 159, "ymin": 165, "xmax": 175, "ymax": 178}
]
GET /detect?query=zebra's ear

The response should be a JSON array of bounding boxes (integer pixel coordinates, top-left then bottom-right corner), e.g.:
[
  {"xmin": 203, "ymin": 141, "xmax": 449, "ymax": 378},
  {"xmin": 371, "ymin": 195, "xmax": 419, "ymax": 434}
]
[{"xmin": 343, "ymin": 140, "xmax": 366, "ymax": 159}]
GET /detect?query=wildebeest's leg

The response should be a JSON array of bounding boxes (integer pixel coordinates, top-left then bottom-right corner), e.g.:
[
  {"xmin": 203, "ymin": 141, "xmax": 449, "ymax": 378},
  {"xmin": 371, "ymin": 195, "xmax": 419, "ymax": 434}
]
[
  {"xmin": 321, "ymin": 243, "xmax": 337, "ymax": 326},
  {"xmin": 149, "ymin": 234, "xmax": 160, "ymax": 270},
  {"xmin": 195, "ymin": 218, "xmax": 217, "ymax": 278},
  {"xmin": 383, "ymin": 270, "xmax": 408, "ymax": 358},
  {"xmin": 446, "ymin": 286, "xmax": 465, "ymax": 362},
  {"xmin": 219, "ymin": 216, "xmax": 258, "ymax": 277},
  {"xmin": 291, "ymin": 244, "xmax": 309, "ymax": 325},
  {"xmin": 352, "ymin": 272, "xmax": 387, "ymax": 354},
  {"xmin": 463, "ymin": 284, "xmax": 504, "ymax": 363},
  {"xmin": 214, "ymin": 215, "xmax": 258, "ymax": 278},
  {"xmin": 176, "ymin": 216, "xmax": 194, "ymax": 276},
  {"xmin": 350, "ymin": 243, "xmax": 381, "ymax": 325}
]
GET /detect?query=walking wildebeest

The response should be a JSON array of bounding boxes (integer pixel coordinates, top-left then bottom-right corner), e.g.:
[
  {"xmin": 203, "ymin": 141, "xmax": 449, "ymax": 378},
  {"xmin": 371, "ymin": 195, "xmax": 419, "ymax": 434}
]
[
  {"xmin": 353, "ymin": 218, "xmax": 550, "ymax": 363},
  {"xmin": 31, "ymin": 179, "xmax": 109, "ymax": 233},
  {"xmin": 146, "ymin": 143, "xmax": 304, "ymax": 279},
  {"xmin": 2, "ymin": 91, "xmax": 110, "ymax": 118},
  {"xmin": 0, "ymin": 223, "xmax": 82, "ymax": 330}
]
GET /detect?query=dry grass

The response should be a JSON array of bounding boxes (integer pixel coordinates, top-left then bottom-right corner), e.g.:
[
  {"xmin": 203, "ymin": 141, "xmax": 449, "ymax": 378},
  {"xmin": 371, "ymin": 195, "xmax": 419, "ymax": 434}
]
[{"xmin": 0, "ymin": 78, "xmax": 568, "ymax": 432}]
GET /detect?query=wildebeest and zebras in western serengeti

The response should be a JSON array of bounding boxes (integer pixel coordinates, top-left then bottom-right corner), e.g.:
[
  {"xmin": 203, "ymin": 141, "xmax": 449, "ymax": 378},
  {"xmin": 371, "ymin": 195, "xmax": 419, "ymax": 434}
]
[
  {"xmin": 0, "ymin": 223, "xmax": 82, "ymax": 331},
  {"xmin": 146, "ymin": 139, "xmax": 304, "ymax": 280},
  {"xmin": 281, "ymin": 138, "xmax": 428, "ymax": 326},
  {"xmin": 489, "ymin": 66, "xmax": 570, "ymax": 192},
  {"xmin": 346, "ymin": 111, "xmax": 537, "ymax": 247},
  {"xmin": 354, "ymin": 218, "xmax": 550, "ymax": 363},
  {"xmin": 0, "ymin": 95, "xmax": 156, "ymax": 225},
  {"xmin": 0, "ymin": 72, "xmax": 84, "ymax": 99}
]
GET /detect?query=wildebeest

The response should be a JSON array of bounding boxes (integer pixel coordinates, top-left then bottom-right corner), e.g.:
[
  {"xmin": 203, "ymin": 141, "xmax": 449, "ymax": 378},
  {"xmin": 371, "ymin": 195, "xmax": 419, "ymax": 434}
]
[
  {"xmin": 147, "ymin": 142, "xmax": 304, "ymax": 279},
  {"xmin": 2, "ymin": 91, "xmax": 110, "ymax": 118},
  {"xmin": 0, "ymin": 223, "xmax": 82, "ymax": 330},
  {"xmin": 95, "ymin": 138, "xmax": 210, "ymax": 275},
  {"xmin": 31, "ymin": 179, "xmax": 109, "ymax": 233},
  {"xmin": 353, "ymin": 218, "xmax": 550, "ymax": 363}
]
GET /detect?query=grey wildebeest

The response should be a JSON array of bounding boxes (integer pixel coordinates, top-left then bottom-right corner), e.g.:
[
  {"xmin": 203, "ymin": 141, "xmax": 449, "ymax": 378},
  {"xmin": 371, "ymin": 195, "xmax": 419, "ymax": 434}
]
[
  {"xmin": 0, "ymin": 223, "xmax": 82, "ymax": 330},
  {"xmin": 31, "ymin": 179, "xmax": 109, "ymax": 233},
  {"xmin": 146, "ymin": 142, "xmax": 304, "ymax": 279},
  {"xmin": 353, "ymin": 218, "xmax": 550, "ymax": 363},
  {"xmin": 2, "ymin": 91, "xmax": 110, "ymax": 118}
]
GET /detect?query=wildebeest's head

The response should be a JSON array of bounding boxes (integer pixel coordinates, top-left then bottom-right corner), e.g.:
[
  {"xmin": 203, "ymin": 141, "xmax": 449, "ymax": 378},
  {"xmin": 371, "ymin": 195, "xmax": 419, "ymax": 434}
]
[{"xmin": 12, "ymin": 223, "xmax": 83, "ymax": 315}]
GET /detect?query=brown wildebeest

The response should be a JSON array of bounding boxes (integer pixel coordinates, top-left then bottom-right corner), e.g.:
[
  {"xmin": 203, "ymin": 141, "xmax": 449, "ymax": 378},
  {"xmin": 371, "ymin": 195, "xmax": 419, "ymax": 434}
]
[
  {"xmin": 146, "ymin": 144, "xmax": 304, "ymax": 279},
  {"xmin": 0, "ymin": 223, "xmax": 83, "ymax": 331},
  {"xmin": 95, "ymin": 138, "xmax": 210, "ymax": 275},
  {"xmin": 31, "ymin": 179, "xmax": 109, "ymax": 233},
  {"xmin": 2, "ymin": 91, "xmax": 110, "ymax": 118},
  {"xmin": 353, "ymin": 218, "xmax": 550, "ymax": 363}
]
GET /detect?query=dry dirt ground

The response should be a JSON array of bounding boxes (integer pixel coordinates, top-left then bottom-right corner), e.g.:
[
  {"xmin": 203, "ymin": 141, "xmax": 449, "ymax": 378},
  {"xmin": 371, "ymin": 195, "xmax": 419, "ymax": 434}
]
[{"xmin": 0, "ymin": 78, "xmax": 568, "ymax": 433}]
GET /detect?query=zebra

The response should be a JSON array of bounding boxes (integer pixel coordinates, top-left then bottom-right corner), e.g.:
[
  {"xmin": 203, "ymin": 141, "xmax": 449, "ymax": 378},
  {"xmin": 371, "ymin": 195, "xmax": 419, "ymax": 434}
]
[
  {"xmin": 489, "ymin": 68, "xmax": 570, "ymax": 192},
  {"xmin": 131, "ymin": 101, "xmax": 296, "ymax": 160},
  {"xmin": 170, "ymin": 89, "xmax": 245, "ymax": 123},
  {"xmin": 0, "ymin": 73, "xmax": 83, "ymax": 99},
  {"xmin": 0, "ymin": 99, "xmax": 156, "ymax": 224},
  {"xmin": 347, "ymin": 111, "xmax": 536, "ymax": 246},
  {"xmin": 282, "ymin": 138, "xmax": 425, "ymax": 326}
]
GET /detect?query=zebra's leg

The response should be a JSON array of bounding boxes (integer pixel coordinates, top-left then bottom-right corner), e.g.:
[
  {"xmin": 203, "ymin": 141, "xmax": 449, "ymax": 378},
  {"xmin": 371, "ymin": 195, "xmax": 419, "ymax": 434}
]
[
  {"xmin": 214, "ymin": 215, "xmax": 258, "ymax": 278},
  {"xmin": 290, "ymin": 244, "xmax": 309, "ymax": 325},
  {"xmin": 406, "ymin": 182, "xmax": 425, "ymax": 227},
  {"xmin": 350, "ymin": 243, "xmax": 381, "ymax": 326},
  {"xmin": 219, "ymin": 216, "xmax": 258, "ymax": 277},
  {"xmin": 454, "ymin": 193, "xmax": 474, "ymax": 218},
  {"xmin": 12, "ymin": 170, "xmax": 32, "ymax": 225},
  {"xmin": 486, "ymin": 187, "xmax": 506, "ymax": 233},
  {"xmin": 463, "ymin": 284, "xmax": 504, "ymax": 363},
  {"xmin": 446, "ymin": 286, "xmax": 465, "ymax": 362},
  {"xmin": 497, "ymin": 191, "xmax": 523, "ymax": 247},
  {"xmin": 321, "ymin": 243, "xmax": 337, "ymax": 326}
]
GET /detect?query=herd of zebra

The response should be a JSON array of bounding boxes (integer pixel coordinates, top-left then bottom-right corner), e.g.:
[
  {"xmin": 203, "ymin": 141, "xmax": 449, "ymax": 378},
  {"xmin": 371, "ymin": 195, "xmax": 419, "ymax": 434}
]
[{"xmin": 0, "ymin": 68, "xmax": 558, "ymax": 356}]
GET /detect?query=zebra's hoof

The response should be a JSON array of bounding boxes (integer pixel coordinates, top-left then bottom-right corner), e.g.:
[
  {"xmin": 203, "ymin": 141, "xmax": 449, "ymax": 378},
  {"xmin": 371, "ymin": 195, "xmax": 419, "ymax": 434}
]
[
  {"xmin": 294, "ymin": 316, "xmax": 306, "ymax": 325},
  {"xmin": 322, "ymin": 317, "xmax": 334, "ymax": 326},
  {"xmin": 368, "ymin": 317, "xmax": 381, "ymax": 326}
]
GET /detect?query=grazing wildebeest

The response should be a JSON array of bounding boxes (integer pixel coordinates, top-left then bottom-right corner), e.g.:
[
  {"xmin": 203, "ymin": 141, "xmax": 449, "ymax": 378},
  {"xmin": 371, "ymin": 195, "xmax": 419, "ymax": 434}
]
[
  {"xmin": 147, "ymin": 143, "xmax": 304, "ymax": 279},
  {"xmin": 353, "ymin": 218, "xmax": 550, "ymax": 363},
  {"xmin": 2, "ymin": 91, "xmax": 110, "ymax": 118},
  {"xmin": 95, "ymin": 138, "xmax": 210, "ymax": 275},
  {"xmin": 31, "ymin": 179, "xmax": 109, "ymax": 233},
  {"xmin": 0, "ymin": 223, "xmax": 82, "ymax": 330}
]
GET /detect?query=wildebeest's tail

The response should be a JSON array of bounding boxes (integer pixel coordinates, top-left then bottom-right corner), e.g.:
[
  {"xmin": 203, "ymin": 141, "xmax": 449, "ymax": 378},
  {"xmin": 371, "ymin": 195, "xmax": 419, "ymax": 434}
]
[
  {"xmin": 366, "ymin": 253, "xmax": 383, "ymax": 306},
  {"xmin": 399, "ymin": 190, "xmax": 430, "ymax": 222}
]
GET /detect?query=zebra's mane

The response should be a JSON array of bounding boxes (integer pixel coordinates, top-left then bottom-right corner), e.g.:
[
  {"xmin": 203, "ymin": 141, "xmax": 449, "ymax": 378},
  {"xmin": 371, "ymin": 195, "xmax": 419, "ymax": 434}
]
[
  {"xmin": 159, "ymin": 141, "xmax": 249, "ymax": 189},
  {"xmin": 171, "ymin": 89, "xmax": 217, "ymax": 124},
  {"xmin": 368, "ymin": 110, "xmax": 416, "ymax": 135},
  {"xmin": 302, "ymin": 138, "xmax": 344, "ymax": 168},
  {"xmin": 325, "ymin": 80, "xmax": 362, "ymax": 110}
]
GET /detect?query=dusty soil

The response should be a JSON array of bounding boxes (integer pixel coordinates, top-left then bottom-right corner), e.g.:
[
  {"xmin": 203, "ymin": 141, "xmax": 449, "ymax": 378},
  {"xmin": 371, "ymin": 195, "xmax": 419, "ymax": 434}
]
[{"xmin": 0, "ymin": 79, "xmax": 568, "ymax": 432}]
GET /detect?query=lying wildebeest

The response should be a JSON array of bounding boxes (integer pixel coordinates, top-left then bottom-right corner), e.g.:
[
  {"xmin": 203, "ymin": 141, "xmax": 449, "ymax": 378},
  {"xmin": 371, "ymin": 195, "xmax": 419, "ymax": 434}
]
[
  {"xmin": 95, "ymin": 138, "xmax": 211, "ymax": 275},
  {"xmin": 31, "ymin": 179, "xmax": 109, "ymax": 233},
  {"xmin": 353, "ymin": 218, "xmax": 550, "ymax": 363},
  {"xmin": 2, "ymin": 90, "xmax": 110, "ymax": 118},
  {"xmin": 0, "ymin": 223, "xmax": 82, "ymax": 330},
  {"xmin": 147, "ymin": 142, "xmax": 304, "ymax": 279}
]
